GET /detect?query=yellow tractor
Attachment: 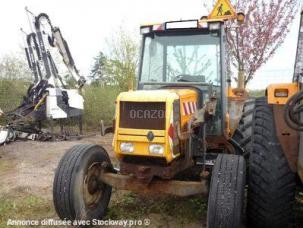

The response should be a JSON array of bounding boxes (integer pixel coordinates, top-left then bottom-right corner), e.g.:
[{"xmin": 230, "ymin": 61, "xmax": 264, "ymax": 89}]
[
  {"xmin": 52, "ymin": 2, "xmax": 302, "ymax": 228},
  {"xmin": 53, "ymin": 15, "xmax": 251, "ymax": 228}
]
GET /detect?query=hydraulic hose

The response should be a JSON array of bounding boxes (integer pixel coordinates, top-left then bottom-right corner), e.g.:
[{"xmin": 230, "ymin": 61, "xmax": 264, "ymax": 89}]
[{"xmin": 284, "ymin": 90, "xmax": 303, "ymax": 131}]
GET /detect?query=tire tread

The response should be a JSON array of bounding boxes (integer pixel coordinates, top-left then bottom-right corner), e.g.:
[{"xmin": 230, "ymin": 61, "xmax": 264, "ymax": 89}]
[{"xmin": 247, "ymin": 97, "xmax": 296, "ymax": 228}]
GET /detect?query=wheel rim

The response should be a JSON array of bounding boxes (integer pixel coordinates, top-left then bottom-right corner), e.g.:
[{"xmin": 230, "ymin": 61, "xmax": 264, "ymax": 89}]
[{"xmin": 83, "ymin": 162, "xmax": 104, "ymax": 208}]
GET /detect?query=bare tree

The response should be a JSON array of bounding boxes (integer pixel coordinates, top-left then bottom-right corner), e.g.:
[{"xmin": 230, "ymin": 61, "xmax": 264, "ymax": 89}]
[
  {"xmin": 203, "ymin": 0, "xmax": 299, "ymax": 87},
  {"xmin": 104, "ymin": 28, "xmax": 139, "ymax": 91}
]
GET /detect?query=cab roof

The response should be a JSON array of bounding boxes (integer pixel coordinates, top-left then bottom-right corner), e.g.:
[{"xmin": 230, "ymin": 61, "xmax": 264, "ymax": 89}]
[{"xmin": 140, "ymin": 18, "xmax": 225, "ymax": 28}]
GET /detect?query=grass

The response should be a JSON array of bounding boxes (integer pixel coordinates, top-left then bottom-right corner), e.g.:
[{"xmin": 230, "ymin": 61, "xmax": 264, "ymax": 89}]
[
  {"xmin": 0, "ymin": 190, "xmax": 55, "ymax": 227},
  {"xmin": 106, "ymin": 192, "xmax": 207, "ymax": 226},
  {"xmin": 1, "ymin": 186, "xmax": 303, "ymax": 227},
  {"xmin": 0, "ymin": 188, "xmax": 207, "ymax": 227}
]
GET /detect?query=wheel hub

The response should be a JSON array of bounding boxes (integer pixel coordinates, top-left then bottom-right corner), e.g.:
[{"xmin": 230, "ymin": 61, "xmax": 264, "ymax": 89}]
[
  {"xmin": 83, "ymin": 162, "xmax": 104, "ymax": 208},
  {"xmin": 87, "ymin": 176, "xmax": 99, "ymax": 194}
]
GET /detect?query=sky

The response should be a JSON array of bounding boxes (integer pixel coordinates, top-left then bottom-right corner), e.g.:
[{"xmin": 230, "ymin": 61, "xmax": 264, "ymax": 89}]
[{"xmin": 0, "ymin": 0, "xmax": 300, "ymax": 90}]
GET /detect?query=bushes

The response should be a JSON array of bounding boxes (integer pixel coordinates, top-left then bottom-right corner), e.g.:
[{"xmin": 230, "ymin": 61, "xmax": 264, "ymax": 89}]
[
  {"xmin": 83, "ymin": 85, "xmax": 120, "ymax": 130},
  {"xmin": 0, "ymin": 79, "xmax": 30, "ymax": 113}
]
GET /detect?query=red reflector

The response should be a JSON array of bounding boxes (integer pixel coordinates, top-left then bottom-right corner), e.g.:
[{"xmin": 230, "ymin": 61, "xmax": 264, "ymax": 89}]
[{"xmin": 168, "ymin": 124, "xmax": 174, "ymax": 139}]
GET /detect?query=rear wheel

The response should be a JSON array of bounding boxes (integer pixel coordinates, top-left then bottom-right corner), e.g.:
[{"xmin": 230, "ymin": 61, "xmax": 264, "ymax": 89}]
[
  {"xmin": 207, "ymin": 154, "xmax": 246, "ymax": 228},
  {"xmin": 247, "ymin": 97, "xmax": 296, "ymax": 228},
  {"xmin": 53, "ymin": 144, "xmax": 112, "ymax": 220}
]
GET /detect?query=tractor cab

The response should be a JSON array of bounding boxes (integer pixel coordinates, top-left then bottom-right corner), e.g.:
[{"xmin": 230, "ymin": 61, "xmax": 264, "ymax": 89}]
[
  {"xmin": 112, "ymin": 19, "xmax": 229, "ymax": 178},
  {"xmin": 138, "ymin": 20, "xmax": 224, "ymax": 89},
  {"xmin": 137, "ymin": 20, "xmax": 227, "ymax": 136}
]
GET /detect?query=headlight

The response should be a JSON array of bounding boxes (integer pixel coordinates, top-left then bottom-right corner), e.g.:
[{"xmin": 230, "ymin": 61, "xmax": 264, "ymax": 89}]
[
  {"xmin": 209, "ymin": 22, "xmax": 221, "ymax": 31},
  {"xmin": 149, "ymin": 144, "xmax": 164, "ymax": 155},
  {"xmin": 274, "ymin": 89, "xmax": 289, "ymax": 98},
  {"xmin": 166, "ymin": 20, "xmax": 198, "ymax": 30},
  {"xmin": 140, "ymin": 26, "xmax": 152, "ymax": 35},
  {"xmin": 120, "ymin": 142, "xmax": 134, "ymax": 153}
]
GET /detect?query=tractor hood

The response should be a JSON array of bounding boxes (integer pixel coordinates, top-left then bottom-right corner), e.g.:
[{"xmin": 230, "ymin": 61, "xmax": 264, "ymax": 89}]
[{"xmin": 114, "ymin": 88, "xmax": 200, "ymax": 163}]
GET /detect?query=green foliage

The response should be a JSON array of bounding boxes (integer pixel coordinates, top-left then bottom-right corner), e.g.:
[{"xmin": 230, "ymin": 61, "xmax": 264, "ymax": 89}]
[
  {"xmin": 90, "ymin": 28, "xmax": 139, "ymax": 91},
  {"xmin": 106, "ymin": 31, "xmax": 138, "ymax": 90},
  {"xmin": 0, "ymin": 79, "xmax": 30, "ymax": 113},
  {"xmin": 83, "ymin": 85, "xmax": 121, "ymax": 129},
  {"xmin": 0, "ymin": 53, "xmax": 33, "ymax": 115},
  {"xmin": 89, "ymin": 52, "xmax": 110, "ymax": 85}
]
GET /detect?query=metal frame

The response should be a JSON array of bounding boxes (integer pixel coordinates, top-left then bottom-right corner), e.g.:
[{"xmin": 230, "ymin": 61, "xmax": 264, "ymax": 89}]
[
  {"xmin": 220, "ymin": 23, "xmax": 227, "ymax": 134},
  {"xmin": 100, "ymin": 172, "xmax": 208, "ymax": 197}
]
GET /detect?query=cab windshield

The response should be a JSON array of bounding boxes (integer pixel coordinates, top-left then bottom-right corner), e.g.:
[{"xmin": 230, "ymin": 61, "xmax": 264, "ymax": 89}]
[{"xmin": 140, "ymin": 32, "xmax": 221, "ymax": 86}]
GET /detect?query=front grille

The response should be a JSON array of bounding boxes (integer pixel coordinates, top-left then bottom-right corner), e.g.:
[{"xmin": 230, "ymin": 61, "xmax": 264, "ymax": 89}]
[
  {"xmin": 120, "ymin": 101, "xmax": 166, "ymax": 130},
  {"xmin": 122, "ymin": 155, "xmax": 168, "ymax": 166}
]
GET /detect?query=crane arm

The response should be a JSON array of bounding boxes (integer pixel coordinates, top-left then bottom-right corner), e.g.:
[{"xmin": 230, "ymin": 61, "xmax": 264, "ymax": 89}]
[
  {"xmin": 35, "ymin": 13, "xmax": 86, "ymax": 89},
  {"xmin": 26, "ymin": 33, "xmax": 42, "ymax": 82},
  {"xmin": 34, "ymin": 14, "xmax": 52, "ymax": 80},
  {"xmin": 50, "ymin": 27, "xmax": 86, "ymax": 88}
]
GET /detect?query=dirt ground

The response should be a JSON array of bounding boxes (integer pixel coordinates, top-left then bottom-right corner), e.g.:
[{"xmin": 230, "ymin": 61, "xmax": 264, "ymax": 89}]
[
  {"xmin": 0, "ymin": 135, "xmax": 205, "ymax": 227},
  {"xmin": 0, "ymin": 135, "xmax": 113, "ymax": 198}
]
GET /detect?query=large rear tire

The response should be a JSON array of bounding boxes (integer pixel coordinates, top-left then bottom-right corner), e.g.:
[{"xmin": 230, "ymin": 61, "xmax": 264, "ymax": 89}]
[
  {"xmin": 207, "ymin": 154, "xmax": 246, "ymax": 228},
  {"xmin": 247, "ymin": 97, "xmax": 296, "ymax": 228},
  {"xmin": 232, "ymin": 99, "xmax": 255, "ymax": 157},
  {"xmin": 53, "ymin": 144, "xmax": 112, "ymax": 221}
]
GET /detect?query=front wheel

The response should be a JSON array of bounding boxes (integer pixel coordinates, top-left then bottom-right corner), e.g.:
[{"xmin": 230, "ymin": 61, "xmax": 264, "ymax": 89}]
[
  {"xmin": 207, "ymin": 154, "xmax": 246, "ymax": 228},
  {"xmin": 53, "ymin": 144, "xmax": 112, "ymax": 221}
]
